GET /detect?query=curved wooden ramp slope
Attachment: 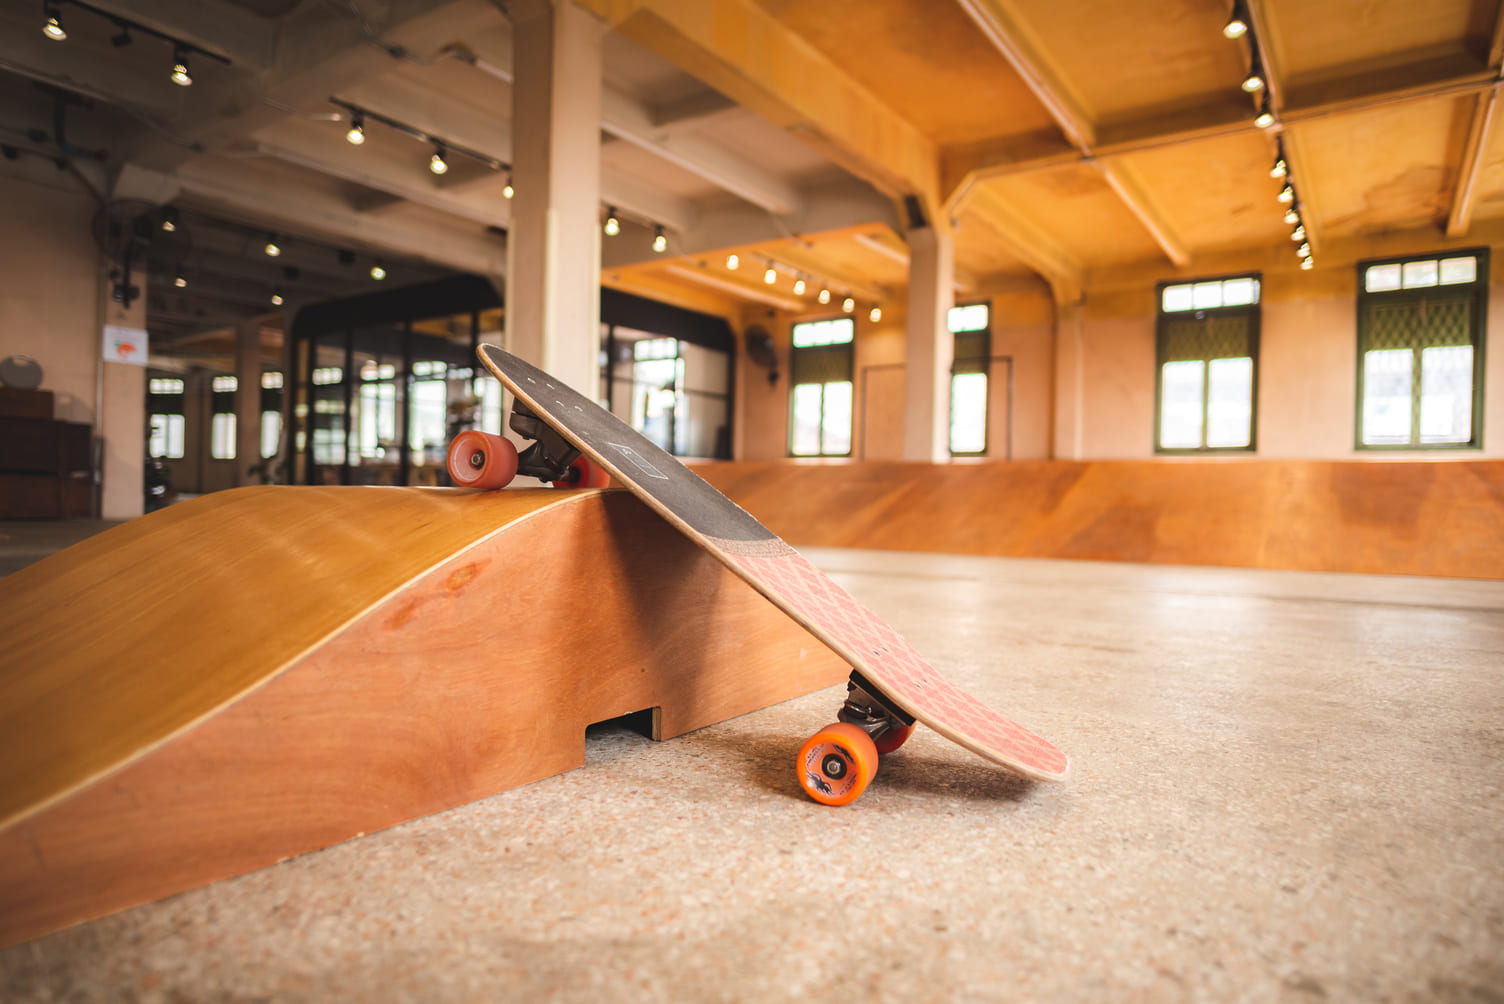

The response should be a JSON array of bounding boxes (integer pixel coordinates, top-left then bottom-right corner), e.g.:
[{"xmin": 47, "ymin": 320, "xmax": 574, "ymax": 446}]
[
  {"xmin": 0, "ymin": 486, "xmax": 846, "ymax": 947},
  {"xmin": 693, "ymin": 460, "xmax": 1504, "ymax": 579}
]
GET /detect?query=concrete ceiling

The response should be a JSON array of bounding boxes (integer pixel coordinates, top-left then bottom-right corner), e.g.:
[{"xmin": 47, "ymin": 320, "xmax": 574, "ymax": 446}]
[{"xmin": 0, "ymin": 0, "xmax": 1499, "ymax": 347}]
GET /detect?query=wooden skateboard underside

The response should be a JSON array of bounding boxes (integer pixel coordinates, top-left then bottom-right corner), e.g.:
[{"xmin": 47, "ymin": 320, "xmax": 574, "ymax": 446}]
[{"xmin": 479, "ymin": 345, "xmax": 1068, "ymax": 782}]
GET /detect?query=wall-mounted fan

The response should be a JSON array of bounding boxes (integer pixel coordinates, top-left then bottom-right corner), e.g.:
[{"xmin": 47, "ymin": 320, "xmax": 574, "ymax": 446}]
[
  {"xmin": 744, "ymin": 324, "xmax": 779, "ymax": 386},
  {"xmin": 91, "ymin": 198, "xmax": 157, "ymax": 309}
]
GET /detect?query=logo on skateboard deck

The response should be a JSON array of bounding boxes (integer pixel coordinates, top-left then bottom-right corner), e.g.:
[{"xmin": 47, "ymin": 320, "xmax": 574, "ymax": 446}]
[{"xmin": 607, "ymin": 443, "xmax": 669, "ymax": 480}]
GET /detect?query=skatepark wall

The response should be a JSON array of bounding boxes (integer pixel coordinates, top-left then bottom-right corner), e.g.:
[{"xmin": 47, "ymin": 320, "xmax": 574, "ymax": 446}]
[{"xmin": 691, "ymin": 459, "xmax": 1504, "ymax": 580}]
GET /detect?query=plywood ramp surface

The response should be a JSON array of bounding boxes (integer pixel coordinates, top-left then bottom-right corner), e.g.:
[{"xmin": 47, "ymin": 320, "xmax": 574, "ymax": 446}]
[
  {"xmin": 0, "ymin": 486, "xmax": 846, "ymax": 946},
  {"xmin": 692, "ymin": 460, "xmax": 1504, "ymax": 579}
]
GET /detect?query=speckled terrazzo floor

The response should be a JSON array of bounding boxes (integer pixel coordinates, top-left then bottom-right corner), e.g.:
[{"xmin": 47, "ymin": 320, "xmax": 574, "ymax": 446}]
[{"xmin": 3, "ymin": 549, "xmax": 1502, "ymax": 1002}]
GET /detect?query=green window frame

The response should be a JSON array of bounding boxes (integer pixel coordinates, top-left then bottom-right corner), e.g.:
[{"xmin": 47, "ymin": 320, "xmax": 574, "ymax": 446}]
[
  {"xmin": 788, "ymin": 318, "xmax": 854, "ymax": 457},
  {"xmin": 1355, "ymin": 249, "xmax": 1488, "ymax": 450},
  {"xmin": 148, "ymin": 376, "xmax": 186, "ymax": 460},
  {"xmin": 1154, "ymin": 274, "xmax": 1261, "ymax": 453},
  {"xmin": 949, "ymin": 303, "xmax": 990, "ymax": 456}
]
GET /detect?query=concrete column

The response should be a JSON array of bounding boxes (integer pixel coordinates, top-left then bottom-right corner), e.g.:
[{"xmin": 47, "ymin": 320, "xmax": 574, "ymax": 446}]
[
  {"xmin": 99, "ymin": 275, "xmax": 146, "ymax": 520},
  {"xmin": 508, "ymin": 0, "xmax": 606, "ymax": 396},
  {"xmin": 1052, "ymin": 300, "xmax": 1086, "ymax": 460},
  {"xmin": 235, "ymin": 320, "xmax": 262, "ymax": 486},
  {"xmin": 902, "ymin": 224, "xmax": 956, "ymax": 461}
]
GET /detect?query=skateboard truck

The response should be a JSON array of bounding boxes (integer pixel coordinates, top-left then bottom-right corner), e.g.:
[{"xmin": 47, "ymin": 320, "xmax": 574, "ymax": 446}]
[
  {"xmin": 837, "ymin": 670, "xmax": 915, "ymax": 743},
  {"xmin": 508, "ymin": 401, "xmax": 583, "ymax": 483}
]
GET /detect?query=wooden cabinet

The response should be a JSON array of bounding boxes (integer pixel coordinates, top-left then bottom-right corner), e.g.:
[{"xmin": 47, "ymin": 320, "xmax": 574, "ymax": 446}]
[{"xmin": 0, "ymin": 416, "xmax": 92, "ymax": 519}]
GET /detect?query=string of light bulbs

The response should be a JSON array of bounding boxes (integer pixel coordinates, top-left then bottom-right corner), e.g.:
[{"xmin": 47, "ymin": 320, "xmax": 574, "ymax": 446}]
[
  {"xmin": 600, "ymin": 206, "xmax": 672, "ymax": 256},
  {"xmin": 1223, "ymin": 2, "xmax": 1311, "ymax": 270},
  {"xmin": 40, "ymin": 0, "xmax": 229, "ymax": 87},
  {"xmin": 329, "ymin": 98, "xmax": 514, "ymax": 191},
  {"xmin": 720, "ymin": 252, "xmax": 882, "ymax": 321}
]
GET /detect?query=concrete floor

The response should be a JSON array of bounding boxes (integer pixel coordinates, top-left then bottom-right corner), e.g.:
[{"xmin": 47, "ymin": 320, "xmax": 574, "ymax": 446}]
[
  {"xmin": 1, "ymin": 543, "xmax": 1502, "ymax": 1001},
  {"xmin": 0, "ymin": 520, "xmax": 123, "ymax": 577}
]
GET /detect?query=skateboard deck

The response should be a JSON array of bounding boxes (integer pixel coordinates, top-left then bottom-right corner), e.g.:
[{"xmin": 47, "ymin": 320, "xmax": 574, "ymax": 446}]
[{"xmin": 470, "ymin": 344, "xmax": 1068, "ymax": 800}]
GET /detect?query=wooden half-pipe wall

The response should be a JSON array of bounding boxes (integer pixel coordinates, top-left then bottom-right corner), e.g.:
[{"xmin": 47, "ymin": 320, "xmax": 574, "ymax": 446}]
[
  {"xmin": 693, "ymin": 459, "xmax": 1504, "ymax": 579},
  {"xmin": 0, "ymin": 486, "xmax": 847, "ymax": 947}
]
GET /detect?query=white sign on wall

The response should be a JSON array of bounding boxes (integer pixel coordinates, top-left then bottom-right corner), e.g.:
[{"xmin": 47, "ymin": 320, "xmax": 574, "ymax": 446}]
[{"xmin": 103, "ymin": 325, "xmax": 148, "ymax": 366}]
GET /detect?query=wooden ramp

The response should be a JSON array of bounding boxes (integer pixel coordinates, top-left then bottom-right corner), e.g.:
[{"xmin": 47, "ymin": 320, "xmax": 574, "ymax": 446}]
[
  {"xmin": 693, "ymin": 459, "xmax": 1504, "ymax": 579},
  {"xmin": 0, "ymin": 486, "xmax": 847, "ymax": 946}
]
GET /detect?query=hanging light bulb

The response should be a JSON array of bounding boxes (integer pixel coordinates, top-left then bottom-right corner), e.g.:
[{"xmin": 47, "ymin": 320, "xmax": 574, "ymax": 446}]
[
  {"xmin": 271, "ymin": 288, "xmax": 285, "ymax": 306},
  {"xmin": 346, "ymin": 112, "xmax": 365, "ymax": 145},
  {"xmin": 1242, "ymin": 50, "xmax": 1265, "ymax": 93},
  {"xmin": 43, "ymin": 5, "xmax": 65, "ymax": 40},
  {"xmin": 603, "ymin": 207, "xmax": 620, "ymax": 236},
  {"xmin": 869, "ymin": 305, "xmax": 882, "ymax": 322},
  {"xmin": 1222, "ymin": 1, "xmax": 1248, "ymax": 39},
  {"xmin": 429, "ymin": 145, "xmax": 449, "ymax": 175},
  {"xmin": 264, "ymin": 235, "xmax": 281, "ymax": 257},
  {"xmin": 1254, "ymin": 95, "xmax": 1275, "ymax": 129},
  {"xmin": 841, "ymin": 296, "xmax": 855, "ymax": 314},
  {"xmin": 1297, "ymin": 242, "xmax": 1311, "ymax": 258},
  {"xmin": 370, "ymin": 260, "xmax": 387, "ymax": 280},
  {"xmin": 1290, "ymin": 225, "xmax": 1306, "ymax": 241},
  {"xmin": 1270, "ymin": 155, "xmax": 1288, "ymax": 179},
  {"xmin": 763, "ymin": 264, "xmax": 777, "ymax": 285},
  {"xmin": 793, "ymin": 278, "xmax": 806, "ymax": 295},
  {"xmin": 503, "ymin": 173, "xmax": 514, "ymax": 199},
  {"xmin": 161, "ymin": 208, "xmax": 178, "ymax": 233},
  {"xmin": 1283, "ymin": 205, "xmax": 1300, "ymax": 225},
  {"xmin": 1277, "ymin": 183, "xmax": 1295, "ymax": 204},
  {"xmin": 726, "ymin": 253, "xmax": 739, "ymax": 270},
  {"xmin": 170, "ymin": 48, "xmax": 193, "ymax": 87},
  {"xmin": 818, "ymin": 287, "xmax": 831, "ymax": 305},
  {"xmin": 652, "ymin": 225, "xmax": 667, "ymax": 253},
  {"xmin": 173, "ymin": 269, "xmax": 187, "ymax": 288},
  {"xmin": 1300, "ymin": 256, "xmax": 1314, "ymax": 271}
]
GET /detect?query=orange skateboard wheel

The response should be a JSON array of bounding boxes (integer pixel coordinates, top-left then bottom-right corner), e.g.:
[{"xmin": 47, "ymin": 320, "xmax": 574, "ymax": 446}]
[
  {"xmin": 552, "ymin": 455, "xmax": 610, "ymax": 489},
  {"xmin": 797, "ymin": 722, "xmax": 879, "ymax": 806},
  {"xmin": 873, "ymin": 723, "xmax": 915, "ymax": 755},
  {"xmin": 447, "ymin": 431, "xmax": 519, "ymax": 489}
]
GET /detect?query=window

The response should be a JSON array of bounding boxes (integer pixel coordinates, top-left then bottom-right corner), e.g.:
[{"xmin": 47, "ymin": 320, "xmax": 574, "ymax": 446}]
[
  {"xmin": 261, "ymin": 371, "xmax": 284, "ymax": 460},
  {"xmin": 210, "ymin": 374, "xmax": 237, "ymax": 460},
  {"xmin": 1357, "ymin": 250, "xmax": 1487, "ymax": 449},
  {"xmin": 949, "ymin": 303, "xmax": 990, "ymax": 455},
  {"xmin": 1155, "ymin": 275, "xmax": 1260, "ymax": 451},
  {"xmin": 148, "ymin": 375, "xmax": 186, "ymax": 460},
  {"xmin": 789, "ymin": 318, "xmax": 854, "ymax": 456}
]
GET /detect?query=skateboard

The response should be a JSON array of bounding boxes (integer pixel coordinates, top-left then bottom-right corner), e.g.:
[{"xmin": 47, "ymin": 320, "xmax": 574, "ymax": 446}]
[{"xmin": 449, "ymin": 344, "xmax": 1069, "ymax": 805}]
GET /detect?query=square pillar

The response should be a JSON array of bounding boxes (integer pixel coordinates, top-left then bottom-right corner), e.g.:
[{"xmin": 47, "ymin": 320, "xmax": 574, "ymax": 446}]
[
  {"xmin": 235, "ymin": 321, "xmax": 263, "ymax": 486},
  {"xmin": 508, "ymin": 0, "xmax": 606, "ymax": 396},
  {"xmin": 902, "ymin": 224, "xmax": 955, "ymax": 462}
]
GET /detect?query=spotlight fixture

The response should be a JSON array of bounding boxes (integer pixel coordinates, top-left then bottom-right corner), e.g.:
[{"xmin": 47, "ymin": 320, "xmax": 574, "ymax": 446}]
[
  {"xmin": 1300, "ymin": 256, "xmax": 1314, "ymax": 271},
  {"xmin": 264, "ymin": 235, "xmax": 281, "ymax": 257},
  {"xmin": 1254, "ymin": 95, "xmax": 1275, "ymax": 130},
  {"xmin": 170, "ymin": 48, "xmax": 193, "ymax": 87},
  {"xmin": 1222, "ymin": 0, "xmax": 1248, "ymax": 39},
  {"xmin": 42, "ymin": 5, "xmax": 65, "ymax": 41},
  {"xmin": 1283, "ymin": 205, "xmax": 1300, "ymax": 225},
  {"xmin": 173, "ymin": 269, "xmax": 187, "ymax": 288},
  {"xmin": 160, "ymin": 207, "xmax": 178, "ymax": 232},
  {"xmin": 1297, "ymin": 242, "xmax": 1311, "ymax": 257},
  {"xmin": 271, "ymin": 288, "xmax": 284, "ymax": 306},
  {"xmin": 345, "ymin": 112, "xmax": 365, "ymax": 145},
  {"xmin": 869, "ymin": 305, "xmax": 882, "ymax": 322},
  {"xmin": 793, "ymin": 278, "xmax": 806, "ymax": 295},
  {"xmin": 818, "ymin": 287, "xmax": 831, "ymax": 305},
  {"xmin": 429, "ymin": 145, "xmax": 449, "ymax": 175},
  {"xmin": 1277, "ymin": 184, "xmax": 1294, "ymax": 204},
  {"xmin": 652, "ymin": 225, "xmax": 667, "ymax": 254},
  {"xmin": 503, "ymin": 173, "xmax": 514, "ymax": 199},
  {"xmin": 1242, "ymin": 50, "xmax": 1265, "ymax": 93},
  {"xmin": 841, "ymin": 296, "xmax": 855, "ymax": 314},
  {"xmin": 763, "ymin": 264, "xmax": 777, "ymax": 285},
  {"xmin": 1270, "ymin": 154, "xmax": 1288, "ymax": 179},
  {"xmin": 726, "ymin": 253, "xmax": 739, "ymax": 270},
  {"xmin": 603, "ymin": 207, "xmax": 620, "ymax": 237},
  {"xmin": 370, "ymin": 260, "xmax": 387, "ymax": 280},
  {"xmin": 1290, "ymin": 225, "xmax": 1306, "ymax": 242}
]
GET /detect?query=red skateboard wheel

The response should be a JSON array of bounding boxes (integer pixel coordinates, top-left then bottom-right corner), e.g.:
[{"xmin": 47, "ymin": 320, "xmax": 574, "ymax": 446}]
[
  {"xmin": 447, "ymin": 431, "xmax": 519, "ymax": 489},
  {"xmin": 797, "ymin": 722, "xmax": 879, "ymax": 806},
  {"xmin": 552, "ymin": 455, "xmax": 610, "ymax": 489},
  {"xmin": 873, "ymin": 723, "xmax": 915, "ymax": 755}
]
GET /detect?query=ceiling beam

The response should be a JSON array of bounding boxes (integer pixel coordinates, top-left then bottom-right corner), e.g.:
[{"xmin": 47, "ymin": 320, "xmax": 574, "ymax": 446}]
[
  {"xmin": 753, "ymin": 247, "xmax": 890, "ymax": 303},
  {"xmin": 952, "ymin": 0, "xmax": 1187, "ymax": 268},
  {"xmin": 1245, "ymin": 0, "xmax": 1318, "ymax": 259},
  {"xmin": 1446, "ymin": 5, "xmax": 1504, "ymax": 237},
  {"xmin": 852, "ymin": 232, "xmax": 980, "ymax": 291},
  {"xmin": 965, "ymin": 186, "xmax": 1082, "ymax": 304},
  {"xmin": 661, "ymin": 263, "xmax": 805, "ymax": 311},
  {"xmin": 574, "ymin": 0, "xmax": 939, "ymax": 213}
]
